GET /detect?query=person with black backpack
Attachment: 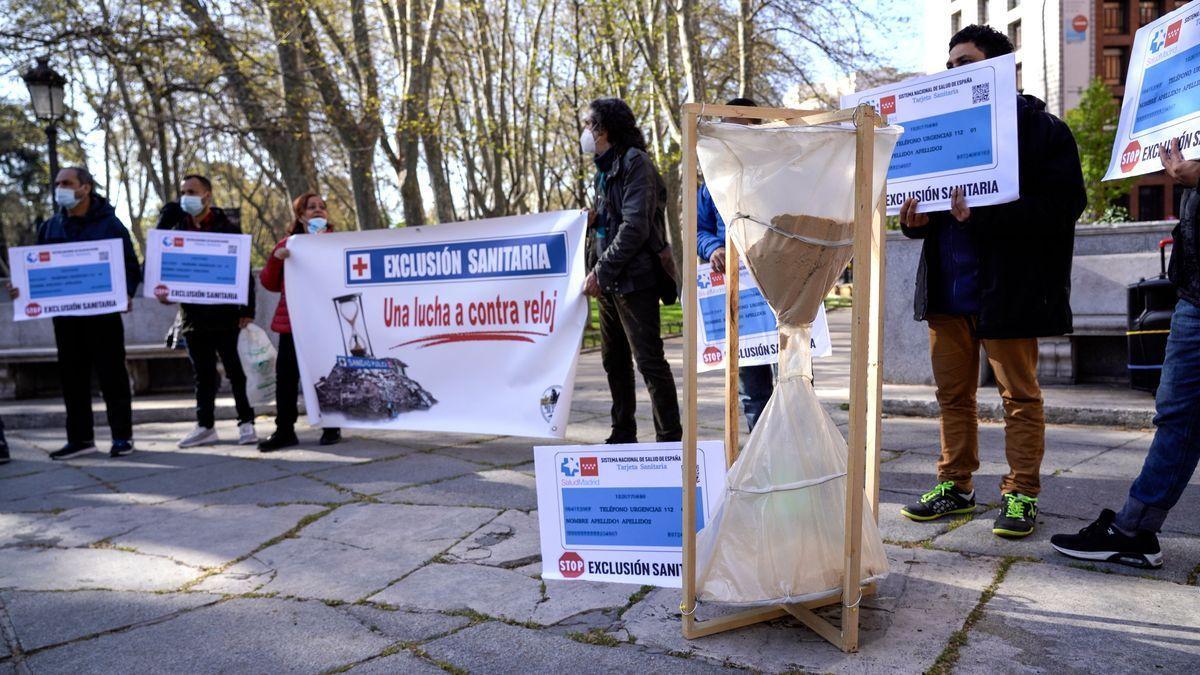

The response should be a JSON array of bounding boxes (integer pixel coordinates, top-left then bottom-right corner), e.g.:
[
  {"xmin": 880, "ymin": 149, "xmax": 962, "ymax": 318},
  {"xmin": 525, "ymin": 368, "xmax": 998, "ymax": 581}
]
[{"xmin": 581, "ymin": 97, "xmax": 682, "ymax": 444}]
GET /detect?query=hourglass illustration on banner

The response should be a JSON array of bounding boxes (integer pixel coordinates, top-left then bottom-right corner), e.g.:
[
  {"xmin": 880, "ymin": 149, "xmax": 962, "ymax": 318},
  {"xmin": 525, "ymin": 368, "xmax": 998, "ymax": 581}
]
[{"xmin": 333, "ymin": 293, "xmax": 374, "ymax": 358}]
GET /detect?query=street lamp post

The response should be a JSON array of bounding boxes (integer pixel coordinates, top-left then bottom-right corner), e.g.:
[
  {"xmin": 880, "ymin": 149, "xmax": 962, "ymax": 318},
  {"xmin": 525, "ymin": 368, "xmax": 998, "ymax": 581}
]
[{"xmin": 21, "ymin": 57, "xmax": 66, "ymax": 210}]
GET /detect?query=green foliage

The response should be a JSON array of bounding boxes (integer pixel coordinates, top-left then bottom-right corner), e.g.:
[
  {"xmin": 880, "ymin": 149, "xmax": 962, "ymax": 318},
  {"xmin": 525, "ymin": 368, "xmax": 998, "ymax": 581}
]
[{"xmin": 1065, "ymin": 78, "xmax": 1136, "ymax": 223}]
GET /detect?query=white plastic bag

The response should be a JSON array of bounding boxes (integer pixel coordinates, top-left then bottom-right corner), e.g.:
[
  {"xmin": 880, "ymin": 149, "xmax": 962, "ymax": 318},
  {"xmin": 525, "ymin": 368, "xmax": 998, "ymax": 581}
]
[
  {"xmin": 237, "ymin": 323, "xmax": 277, "ymax": 407},
  {"xmin": 693, "ymin": 119, "xmax": 900, "ymax": 606}
]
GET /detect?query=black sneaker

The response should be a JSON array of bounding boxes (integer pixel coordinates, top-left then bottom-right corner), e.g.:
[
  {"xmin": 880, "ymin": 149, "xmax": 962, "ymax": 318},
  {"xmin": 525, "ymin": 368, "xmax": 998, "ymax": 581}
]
[
  {"xmin": 258, "ymin": 429, "xmax": 299, "ymax": 453},
  {"xmin": 319, "ymin": 428, "xmax": 342, "ymax": 446},
  {"xmin": 0, "ymin": 442, "xmax": 9, "ymax": 465},
  {"xmin": 993, "ymin": 492, "xmax": 1039, "ymax": 538},
  {"xmin": 50, "ymin": 441, "xmax": 99, "ymax": 461},
  {"xmin": 1050, "ymin": 509, "xmax": 1163, "ymax": 569},
  {"xmin": 901, "ymin": 481, "xmax": 976, "ymax": 521},
  {"xmin": 110, "ymin": 439, "xmax": 134, "ymax": 458}
]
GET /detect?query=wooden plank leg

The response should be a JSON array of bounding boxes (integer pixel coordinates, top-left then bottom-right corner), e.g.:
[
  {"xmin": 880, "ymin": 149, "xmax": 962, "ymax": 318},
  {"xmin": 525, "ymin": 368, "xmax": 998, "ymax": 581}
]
[
  {"xmin": 681, "ymin": 107, "xmax": 701, "ymax": 638},
  {"xmin": 724, "ymin": 239, "xmax": 741, "ymax": 468},
  {"xmin": 683, "ymin": 606, "xmax": 788, "ymax": 639}
]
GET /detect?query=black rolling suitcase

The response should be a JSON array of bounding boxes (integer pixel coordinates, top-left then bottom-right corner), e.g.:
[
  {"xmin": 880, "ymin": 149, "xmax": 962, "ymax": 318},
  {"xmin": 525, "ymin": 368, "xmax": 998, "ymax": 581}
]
[{"xmin": 1127, "ymin": 237, "xmax": 1176, "ymax": 394}]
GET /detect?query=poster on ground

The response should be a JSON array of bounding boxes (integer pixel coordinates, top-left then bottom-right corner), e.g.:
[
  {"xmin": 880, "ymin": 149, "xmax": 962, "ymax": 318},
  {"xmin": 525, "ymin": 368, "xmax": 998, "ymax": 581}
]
[
  {"xmin": 143, "ymin": 228, "xmax": 252, "ymax": 305},
  {"xmin": 1103, "ymin": 0, "xmax": 1200, "ymax": 180},
  {"xmin": 842, "ymin": 53, "xmax": 1020, "ymax": 214},
  {"xmin": 534, "ymin": 441, "xmax": 727, "ymax": 587},
  {"xmin": 695, "ymin": 261, "xmax": 832, "ymax": 373},
  {"xmin": 285, "ymin": 210, "xmax": 588, "ymax": 438},
  {"xmin": 7, "ymin": 239, "xmax": 128, "ymax": 321}
]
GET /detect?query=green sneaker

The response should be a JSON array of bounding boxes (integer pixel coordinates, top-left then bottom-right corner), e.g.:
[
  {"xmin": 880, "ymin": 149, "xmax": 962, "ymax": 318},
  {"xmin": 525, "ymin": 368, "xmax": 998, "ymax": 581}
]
[
  {"xmin": 993, "ymin": 493, "xmax": 1038, "ymax": 538},
  {"xmin": 901, "ymin": 481, "xmax": 976, "ymax": 522}
]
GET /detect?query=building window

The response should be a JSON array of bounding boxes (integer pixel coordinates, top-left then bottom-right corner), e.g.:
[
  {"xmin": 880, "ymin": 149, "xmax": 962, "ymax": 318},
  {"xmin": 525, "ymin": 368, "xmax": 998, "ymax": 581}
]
[
  {"xmin": 1140, "ymin": 0, "xmax": 1165, "ymax": 27},
  {"xmin": 1008, "ymin": 0, "xmax": 1020, "ymax": 8},
  {"xmin": 1009, "ymin": 20, "xmax": 1022, "ymax": 49},
  {"xmin": 952, "ymin": 10, "xmax": 962, "ymax": 35},
  {"xmin": 1016, "ymin": 62, "xmax": 1023, "ymax": 91},
  {"xmin": 1138, "ymin": 184, "xmax": 1165, "ymax": 221},
  {"xmin": 1103, "ymin": 47, "xmax": 1129, "ymax": 85},
  {"xmin": 1104, "ymin": 0, "xmax": 1129, "ymax": 34},
  {"xmin": 979, "ymin": 0, "xmax": 989, "ymax": 24}
]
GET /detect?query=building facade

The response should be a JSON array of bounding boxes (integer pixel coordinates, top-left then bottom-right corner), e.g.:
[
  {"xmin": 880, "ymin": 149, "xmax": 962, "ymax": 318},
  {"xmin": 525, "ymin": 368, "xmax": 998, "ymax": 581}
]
[{"xmin": 925, "ymin": 0, "xmax": 1191, "ymax": 221}]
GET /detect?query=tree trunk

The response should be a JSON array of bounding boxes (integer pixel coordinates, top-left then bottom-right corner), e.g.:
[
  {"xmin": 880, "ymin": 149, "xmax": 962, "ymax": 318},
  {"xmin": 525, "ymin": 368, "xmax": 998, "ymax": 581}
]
[{"xmin": 737, "ymin": 0, "xmax": 752, "ymax": 98}]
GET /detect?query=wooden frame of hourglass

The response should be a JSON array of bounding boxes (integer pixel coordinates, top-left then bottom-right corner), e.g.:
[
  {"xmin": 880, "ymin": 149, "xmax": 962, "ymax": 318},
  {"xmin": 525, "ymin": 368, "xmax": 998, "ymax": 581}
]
[{"xmin": 679, "ymin": 102, "xmax": 888, "ymax": 653}]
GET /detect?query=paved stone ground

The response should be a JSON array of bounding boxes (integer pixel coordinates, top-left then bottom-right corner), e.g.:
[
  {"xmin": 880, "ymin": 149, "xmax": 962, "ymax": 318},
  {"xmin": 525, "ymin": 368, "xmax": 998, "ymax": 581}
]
[{"xmin": 1, "ymin": 331, "xmax": 1198, "ymax": 672}]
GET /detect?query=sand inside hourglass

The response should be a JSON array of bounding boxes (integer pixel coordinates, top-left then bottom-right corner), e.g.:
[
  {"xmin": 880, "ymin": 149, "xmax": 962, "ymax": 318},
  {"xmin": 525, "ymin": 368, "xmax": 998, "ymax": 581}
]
[{"xmin": 742, "ymin": 214, "xmax": 854, "ymax": 328}]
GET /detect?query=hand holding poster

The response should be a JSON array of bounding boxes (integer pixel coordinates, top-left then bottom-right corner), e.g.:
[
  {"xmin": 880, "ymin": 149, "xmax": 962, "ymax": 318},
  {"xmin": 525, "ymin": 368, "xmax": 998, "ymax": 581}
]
[
  {"xmin": 7, "ymin": 239, "xmax": 128, "ymax": 321},
  {"xmin": 842, "ymin": 53, "xmax": 1020, "ymax": 214},
  {"xmin": 535, "ymin": 442, "xmax": 726, "ymax": 587},
  {"xmin": 1104, "ymin": 0, "xmax": 1200, "ymax": 180},
  {"xmin": 695, "ymin": 261, "xmax": 831, "ymax": 373},
  {"xmin": 285, "ymin": 210, "xmax": 587, "ymax": 438},
  {"xmin": 143, "ymin": 228, "xmax": 251, "ymax": 305}
]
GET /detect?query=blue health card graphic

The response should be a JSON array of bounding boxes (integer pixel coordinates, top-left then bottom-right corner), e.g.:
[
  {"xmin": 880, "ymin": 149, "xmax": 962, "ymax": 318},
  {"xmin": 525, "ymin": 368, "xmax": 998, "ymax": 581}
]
[
  {"xmin": 27, "ymin": 263, "xmax": 113, "ymax": 299},
  {"xmin": 562, "ymin": 487, "xmax": 705, "ymax": 547},
  {"xmin": 700, "ymin": 289, "xmax": 777, "ymax": 341},
  {"xmin": 161, "ymin": 252, "xmax": 238, "ymax": 285},
  {"xmin": 1134, "ymin": 42, "xmax": 1200, "ymax": 133},
  {"xmin": 889, "ymin": 104, "xmax": 994, "ymax": 178}
]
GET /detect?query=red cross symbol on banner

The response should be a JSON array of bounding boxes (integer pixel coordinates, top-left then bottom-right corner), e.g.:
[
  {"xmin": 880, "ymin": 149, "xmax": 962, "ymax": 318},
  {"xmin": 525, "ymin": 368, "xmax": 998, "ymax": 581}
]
[{"xmin": 350, "ymin": 255, "xmax": 371, "ymax": 279}]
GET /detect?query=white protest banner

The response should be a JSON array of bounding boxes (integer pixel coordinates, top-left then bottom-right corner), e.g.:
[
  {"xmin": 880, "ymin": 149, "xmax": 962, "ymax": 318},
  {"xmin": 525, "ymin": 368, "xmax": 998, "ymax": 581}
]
[
  {"xmin": 842, "ymin": 53, "xmax": 1020, "ymax": 214},
  {"xmin": 143, "ymin": 228, "xmax": 252, "ymax": 305},
  {"xmin": 695, "ymin": 261, "xmax": 831, "ymax": 373},
  {"xmin": 534, "ymin": 441, "xmax": 726, "ymax": 587},
  {"xmin": 1103, "ymin": 0, "xmax": 1200, "ymax": 180},
  {"xmin": 7, "ymin": 239, "xmax": 127, "ymax": 321},
  {"xmin": 286, "ymin": 210, "xmax": 587, "ymax": 438}
]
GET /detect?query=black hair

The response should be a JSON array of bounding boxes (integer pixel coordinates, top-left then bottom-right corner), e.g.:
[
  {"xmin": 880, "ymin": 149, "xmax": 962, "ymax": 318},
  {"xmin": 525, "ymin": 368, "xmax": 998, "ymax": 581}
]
[
  {"xmin": 726, "ymin": 97, "xmax": 758, "ymax": 107},
  {"xmin": 182, "ymin": 173, "xmax": 212, "ymax": 192},
  {"xmin": 587, "ymin": 98, "xmax": 648, "ymax": 153},
  {"xmin": 61, "ymin": 166, "xmax": 95, "ymax": 188},
  {"xmin": 949, "ymin": 24, "xmax": 1014, "ymax": 59}
]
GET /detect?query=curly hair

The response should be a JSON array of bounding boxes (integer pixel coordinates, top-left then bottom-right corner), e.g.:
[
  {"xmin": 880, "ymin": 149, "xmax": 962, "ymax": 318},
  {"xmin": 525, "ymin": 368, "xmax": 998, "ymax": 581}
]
[
  {"xmin": 587, "ymin": 98, "xmax": 648, "ymax": 153},
  {"xmin": 949, "ymin": 24, "xmax": 1014, "ymax": 59}
]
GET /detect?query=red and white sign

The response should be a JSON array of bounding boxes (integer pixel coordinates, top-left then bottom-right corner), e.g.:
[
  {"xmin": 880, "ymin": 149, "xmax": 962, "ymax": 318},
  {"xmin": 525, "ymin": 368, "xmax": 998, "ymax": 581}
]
[
  {"xmin": 1120, "ymin": 141, "xmax": 1142, "ymax": 173},
  {"xmin": 558, "ymin": 552, "xmax": 585, "ymax": 578},
  {"xmin": 350, "ymin": 255, "xmax": 371, "ymax": 279},
  {"xmin": 880, "ymin": 95, "xmax": 897, "ymax": 115},
  {"xmin": 1072, "ymin": 15, "xmax": 1088, "ymax": 33}
]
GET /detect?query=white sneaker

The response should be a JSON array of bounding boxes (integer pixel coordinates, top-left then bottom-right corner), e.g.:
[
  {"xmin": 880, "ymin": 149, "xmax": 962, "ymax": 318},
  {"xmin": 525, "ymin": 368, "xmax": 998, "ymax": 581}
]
[
  {"xmin": 238, "ymin": 422, "xmax": 259, "ymax": 446},
  {"xmin": 178, "ymin": 426, "xmax": 219, "ymax": 448}
]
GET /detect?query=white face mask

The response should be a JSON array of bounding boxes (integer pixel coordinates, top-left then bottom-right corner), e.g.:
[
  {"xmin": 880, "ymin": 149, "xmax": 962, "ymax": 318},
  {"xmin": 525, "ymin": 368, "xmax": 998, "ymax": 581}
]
[
  {"xmin": 180, "ymin": 195, "xmax": 205, "ymax": 216},
  {"xmin": 580, "ymin": 128, "xmax": 597, "ymax": 155},
  {"xmin": 55, "ymin": 187, "xmax": 80, "ymax": 210},
  {"xmin": 307, "ymin": 217, "xmax": 328, "ymax": 234}
]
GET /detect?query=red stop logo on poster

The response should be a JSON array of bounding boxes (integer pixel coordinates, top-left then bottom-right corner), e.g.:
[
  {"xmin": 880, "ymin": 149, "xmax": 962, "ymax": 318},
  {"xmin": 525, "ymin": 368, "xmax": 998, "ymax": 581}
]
[
  {"xmin": 24, "ymin": 302, "xmax": 41, "ymax": 318},
  {"xmin": 559, "ymin": 552, "xmax": 585, "ymax": 578},
  {"xmin": 1120, "ymin": 141, "xmax": 1141, "ymax": 173},
  {"xmin": 702, "ymin": 346, "xmax": 723, "ymax": 365},
  {"xmin": 154, "ymin": 284, "xmax": 170, "ymax": 301},
  {"xmin": 1072, "ymin": 15, "xmax": 1088, "ymax": 33}
]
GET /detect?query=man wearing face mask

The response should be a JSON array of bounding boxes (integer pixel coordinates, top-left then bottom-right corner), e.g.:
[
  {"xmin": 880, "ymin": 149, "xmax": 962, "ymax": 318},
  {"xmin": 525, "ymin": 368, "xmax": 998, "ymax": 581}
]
[
  {"xmin": 582, "ymin": 97, "xmax": 682, "ymax": 444},
  {"xmin": 156, "ymin": 174, "xmax": 258, "ymax": 448},
  {"xmin": 7, "ymin": 167, "xmax": 141, "ymax": 459}
]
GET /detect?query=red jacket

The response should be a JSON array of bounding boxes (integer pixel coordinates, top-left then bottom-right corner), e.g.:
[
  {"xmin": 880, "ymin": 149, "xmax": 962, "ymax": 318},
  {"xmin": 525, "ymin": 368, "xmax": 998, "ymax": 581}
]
[{"xmin": 260, "ymin": 238, "xmax": 293, "ymax": 333}]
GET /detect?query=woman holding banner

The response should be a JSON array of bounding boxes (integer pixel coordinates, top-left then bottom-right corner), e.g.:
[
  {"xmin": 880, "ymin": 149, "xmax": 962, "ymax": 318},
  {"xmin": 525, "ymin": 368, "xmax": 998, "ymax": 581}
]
[{"xmin": 257, "ymin": 192, "xmax": 342, "ymax": 452}]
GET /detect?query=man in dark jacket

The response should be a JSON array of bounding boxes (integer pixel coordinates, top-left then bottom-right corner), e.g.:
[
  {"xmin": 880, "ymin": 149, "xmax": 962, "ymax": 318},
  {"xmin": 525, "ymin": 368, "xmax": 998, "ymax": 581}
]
[
  {"xmin": 156, "ymin": 174, "xmax": 257, "ymax": 448},
  {"xmin": 696, "ymin": 97, "xmax": 774, "ymax": 432},
  {"xmin": 582, "ymin": 97, "xmax": 682, "ymax": 443},
  {"xmin": 897, "ymin": 25, "xmax": 1086, "ymax": 538},
  {"xmin": 1050, "ymin": 138, "xmax": 1200, "ymax": 569},
  {"xmin": 13, "ymin": 167, "xmax": 142, "ymax": 459}
]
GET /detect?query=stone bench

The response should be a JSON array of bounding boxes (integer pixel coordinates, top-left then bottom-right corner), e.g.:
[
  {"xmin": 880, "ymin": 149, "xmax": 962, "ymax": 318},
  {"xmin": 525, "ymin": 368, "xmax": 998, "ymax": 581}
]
[{"xmin": 0, "ymin": 343, "xmax": 190, "ymax": 399}]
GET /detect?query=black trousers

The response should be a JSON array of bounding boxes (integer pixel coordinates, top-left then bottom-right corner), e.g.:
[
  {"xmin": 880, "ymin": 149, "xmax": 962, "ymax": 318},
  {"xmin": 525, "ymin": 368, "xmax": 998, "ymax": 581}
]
[
  {"xmin": 53, "ymin": 314, "xmax": 133, "ymax": 444},
  {"xmin": 184, "ymin": 328, "xmax": 254, "ymax": 428},
  {"xmin": 274, "ymin": 333, "xmax": 337, "ymax": 434},
  {"xmin": 597, "ymin": 288, "xmax": 682, "ymax": 442}
]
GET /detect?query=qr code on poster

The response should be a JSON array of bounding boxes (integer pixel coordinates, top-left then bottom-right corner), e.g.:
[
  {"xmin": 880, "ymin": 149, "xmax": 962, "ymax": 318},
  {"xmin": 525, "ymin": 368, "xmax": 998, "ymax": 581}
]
[
  {"xmin": 972, "ymin": 83, "xmax": 990, "ymax": 104},
  {"xmin": 98, "ymin": 251, "xmax": 109, "ymax": 261},
  {"xmin": 227, "ymin": 245, "xmax": 238, "ymax": 255}
]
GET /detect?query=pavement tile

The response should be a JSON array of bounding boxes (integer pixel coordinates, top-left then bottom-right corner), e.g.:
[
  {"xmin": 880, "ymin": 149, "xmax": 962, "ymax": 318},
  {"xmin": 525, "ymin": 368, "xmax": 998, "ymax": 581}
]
[
  {"xmin": 0, "ymin": 467, "xmax": 103, "ymax": 503},
  {"xmin": 343, "ymin": 605, "xmax": 470, "ymax": 642},
  {"xmin": 313, "ymin": 453, "xmax": 482, "ymax": 495},
  {"xmin": 931, "ymin": 511, "xmax": 1200, "ymax": 584},
  {"xmin": 109, "ymin": 504, "xmax": 324, "ymax": 568},
  {"xmin": 381, "ymin": 468, "xmax": 537, "ymax": 510},
  {"xmin": 0, "ymin": 590, "xmax": 218, "ymax": 651},
  {"xmin": 185, "ymin": 475, "xmax": 353, "ymax": 506},
  {"xmin": 956, "ymin": 562, "xmax": 1200, "ymax": 674},
  {"xmin": 1038, "ymin": 471, "xmax": 1200, "ymax": 537},
  {"xmin": 445, "ymin": 509, "xmax": 540, "ymax": 567},
  {"xmin": 622, "ymin": 547, "xmax": 999, "ymax": 673},
  {"xmin": 221, "ymin": 503, "xmax": 496, "ymax": 602},
  {"xmin": 370, "ymin": 563, "xmax": 639, "ymax": 626},
  {"xmin": 345, "ymin": 650, "xmax": 445, "ymax": 674},
  {"xmin": 876, "ymin": 490, "xmax": 978, "ymax": 544},
  {"xmin": 421, "ymin": 621, "xmax": 736, "ymax": 673},
  {"xmin": 0, "ymin": 547, "xmax": 199, "ymax": 592},
  {"xmin": 0, "ymin": 502, "xmax": 198, "ymax": 549},
  {"xmin": 112, "ymin": 458, "xmax": 291, "ymax": 504},
  {"xmin": 24, "ymin": 597, "xmax": 392, "ymax": 674},
  {"xmin": 0, "ymin": 485, "xmax": 119, "ymax": 514},
  {"xmin": 432, "ymin": 438, "xmax": 538, "ymax": 466}
]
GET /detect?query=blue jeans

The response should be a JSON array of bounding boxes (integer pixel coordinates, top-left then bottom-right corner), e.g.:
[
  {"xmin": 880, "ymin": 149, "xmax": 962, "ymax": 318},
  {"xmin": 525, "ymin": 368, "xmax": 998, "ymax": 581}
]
[
  {"xmin": 1117, "ymin": 298, "xmax": 1200, "ymax": 533},
  {"xmin": 739, "ymin": 364, "xmax": 775, "ymax": 432}
]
